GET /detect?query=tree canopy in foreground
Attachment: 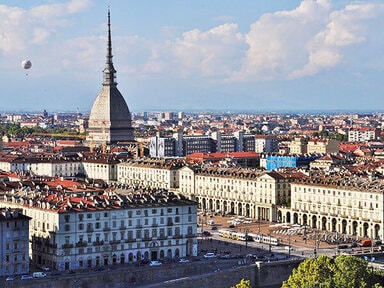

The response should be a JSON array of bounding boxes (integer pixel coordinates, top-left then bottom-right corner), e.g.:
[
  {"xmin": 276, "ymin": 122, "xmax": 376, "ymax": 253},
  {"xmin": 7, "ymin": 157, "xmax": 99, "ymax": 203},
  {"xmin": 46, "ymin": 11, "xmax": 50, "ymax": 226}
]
[
  {"xmin": 231, "ymin": 279, "xmax": 252, "ymax": 288},
  {"xmin": 282, "ymin": 255, "xmax": 384, "ymax": 288}
]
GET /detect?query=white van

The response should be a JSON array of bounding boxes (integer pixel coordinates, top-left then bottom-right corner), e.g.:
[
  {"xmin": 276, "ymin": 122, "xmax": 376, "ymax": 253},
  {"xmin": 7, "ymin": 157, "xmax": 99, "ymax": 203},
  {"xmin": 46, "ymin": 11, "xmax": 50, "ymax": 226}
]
[
  {"xmin": 207, "ymin": 220, "xmax": 215, "ymax": 226},
  {"xmin": 33, "ymin": 272, "xmax": 47, "ymax": 278}
]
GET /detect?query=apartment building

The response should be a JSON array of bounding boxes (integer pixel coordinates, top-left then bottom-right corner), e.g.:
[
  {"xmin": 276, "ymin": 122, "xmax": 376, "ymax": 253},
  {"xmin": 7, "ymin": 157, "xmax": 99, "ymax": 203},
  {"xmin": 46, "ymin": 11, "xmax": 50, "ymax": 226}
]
[
  {"xmin": 306, "ymin": 139, "xmax": 340, "ymax": 154},
  {"xmin": 149, "ymin": 136, "xmax": 178, "ymax": 157},
  {"xmin": 117, "ymin": 159, "xmax": 184, "ymax": 189},
  {"xmin": 82, "ymin": 154, "xmax": 120, "ymax": 182},
  {"xmin": 255, "ymin": 135, "xmax": 279, "ymax": 153},
  {"xmin": 149, "ymin": 130, "xmax": 257, "ymax": 157},
  {"xmin": 348, "ymin": 128, "xmax": 380, "ymax": 142},
  {"xmin": 2, "ymin": 189, "xmax": 197, "ymax": 271},
  {"xmin": 279, "ymin": 171, "xmax": 384, "ymax": 240},
  {"xmin": 289, "ymin": 137, "xmax": 307, "ymax": 154},
  {"xmin": 0, "ymin": 208, "xmax": 31, "ymax": 276},
  {"xmin": 0, "ymin": 153, "xmax": 84, "ymax": 178},
  {"xmin": 179, "ymin": 166, "xmax": 302, "ymax": 222},
  {"xmin": 0, "ymin": 153, "xmax": 126, "ymax": 182}
]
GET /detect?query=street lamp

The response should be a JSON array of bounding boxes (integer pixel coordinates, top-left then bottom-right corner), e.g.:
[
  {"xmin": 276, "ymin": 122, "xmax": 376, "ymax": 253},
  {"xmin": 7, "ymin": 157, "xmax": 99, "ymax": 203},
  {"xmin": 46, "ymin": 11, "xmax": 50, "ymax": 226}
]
[
  {"xmin": 269, "ymin": 234, "xmax": 272, "ymax": 253},
  {"xmin": 288, "ymin": 234, "xmax": 291, "ymax": 259},
  {"xmin": 245, "ymin": 229, "xmax": 249, "ymax": 251}
]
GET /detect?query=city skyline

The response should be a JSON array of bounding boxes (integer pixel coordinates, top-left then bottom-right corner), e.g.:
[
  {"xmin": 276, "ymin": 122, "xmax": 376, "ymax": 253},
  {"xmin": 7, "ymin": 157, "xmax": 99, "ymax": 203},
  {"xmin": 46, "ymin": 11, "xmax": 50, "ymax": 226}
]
[{"xmin": 1, "ymin": 0, "xmax": 384, "ymax": 113}]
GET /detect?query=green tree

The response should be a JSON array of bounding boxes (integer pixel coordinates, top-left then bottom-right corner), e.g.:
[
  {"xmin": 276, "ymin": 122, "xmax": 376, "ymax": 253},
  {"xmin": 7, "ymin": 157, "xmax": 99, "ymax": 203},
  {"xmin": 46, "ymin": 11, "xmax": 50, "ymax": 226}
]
[
  {"xmin": 231, "ymin": 279, "xmax": 252, "ymax": 288},
  {"xmin": 282, "ymin": 255, "xmax": 384, "ymax": 288}
]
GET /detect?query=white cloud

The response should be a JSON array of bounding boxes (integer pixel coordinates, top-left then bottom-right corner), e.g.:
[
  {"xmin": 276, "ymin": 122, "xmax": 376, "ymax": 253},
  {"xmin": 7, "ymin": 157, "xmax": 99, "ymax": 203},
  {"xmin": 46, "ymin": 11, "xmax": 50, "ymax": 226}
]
[
  {"xmin": 231, "ymin": 0, "xmax": 331, "ymax": 81},
  {"xmin": 230, "ymin": 0, "xmax": 384, "ymax": 81},
  {"xmin": 0, "ymin": 0, "xmax": 92, "ymax": 56},
  {"xmin": 290, "ymin": 2, "xmax": 384, "ymax": 78},
  {"xmin": 156, "ymin": 23, "xmax": 246, "ymax": 78}
]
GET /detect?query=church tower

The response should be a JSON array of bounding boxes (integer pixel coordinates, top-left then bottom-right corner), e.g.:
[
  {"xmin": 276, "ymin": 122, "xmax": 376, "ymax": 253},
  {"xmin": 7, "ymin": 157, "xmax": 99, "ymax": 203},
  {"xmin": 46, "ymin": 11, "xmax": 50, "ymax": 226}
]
[{"xmin": 86, "ymin": 10, "xmax": 135, "ymax": 146}]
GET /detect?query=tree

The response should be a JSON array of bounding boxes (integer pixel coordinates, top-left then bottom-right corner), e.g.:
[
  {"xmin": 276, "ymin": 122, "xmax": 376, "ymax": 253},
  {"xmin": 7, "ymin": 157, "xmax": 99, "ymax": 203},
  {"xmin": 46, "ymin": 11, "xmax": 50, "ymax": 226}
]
[
  {"xmin": 282, "ymin": 255, "xmax": 384, "ymax": 288},
  {"xmin": 231, "ymin": 279, "xmax": 252, "ymax": 288}
]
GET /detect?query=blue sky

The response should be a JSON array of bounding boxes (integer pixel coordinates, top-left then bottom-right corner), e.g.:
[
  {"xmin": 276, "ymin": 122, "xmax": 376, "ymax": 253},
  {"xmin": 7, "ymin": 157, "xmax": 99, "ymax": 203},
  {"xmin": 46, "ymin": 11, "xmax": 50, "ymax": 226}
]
[{"xmin": 1, "ymin": 0, "xmax": 384, "ymax": 113}]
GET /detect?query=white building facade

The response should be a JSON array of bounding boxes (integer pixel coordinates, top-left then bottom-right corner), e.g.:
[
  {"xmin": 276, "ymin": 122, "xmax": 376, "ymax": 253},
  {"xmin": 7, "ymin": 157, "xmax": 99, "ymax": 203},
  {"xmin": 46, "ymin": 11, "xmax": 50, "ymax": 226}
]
[{"xmin": 2, "ymin": 190, "xmax": 197, "ymax": 271}]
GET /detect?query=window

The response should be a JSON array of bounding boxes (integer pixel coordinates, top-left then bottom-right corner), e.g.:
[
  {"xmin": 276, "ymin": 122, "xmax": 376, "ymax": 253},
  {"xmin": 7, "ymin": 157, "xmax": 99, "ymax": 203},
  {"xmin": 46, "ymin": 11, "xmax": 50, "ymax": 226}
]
[
  {"xmin": 78, "ymin": 223, "xmax": 84, "ymax": 230},
  {"xmin": 78, "ymin": 214, "xmax": 84, "ymax": 221},
  {"xmin": 64, "ymin": 215, "xmax": 70, "ymax": 223},
  {"xmin": 65, "ymin": 224, "xmax": 71, "ymax": 232},
  {"xmin": 128, "ymin": 231, "xmax": 133, "ymax": 240},
  {"xmin": 87, "ymin": 214, "xmax": 92, "ymax": 219}
]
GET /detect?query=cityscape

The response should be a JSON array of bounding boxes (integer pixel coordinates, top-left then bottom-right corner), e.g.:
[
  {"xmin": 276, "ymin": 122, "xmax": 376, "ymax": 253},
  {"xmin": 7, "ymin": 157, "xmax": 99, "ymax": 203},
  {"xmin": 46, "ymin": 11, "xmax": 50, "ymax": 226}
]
[{"xmin": 2, "ymin": 1, "xmax": 384, "ymax": 288}]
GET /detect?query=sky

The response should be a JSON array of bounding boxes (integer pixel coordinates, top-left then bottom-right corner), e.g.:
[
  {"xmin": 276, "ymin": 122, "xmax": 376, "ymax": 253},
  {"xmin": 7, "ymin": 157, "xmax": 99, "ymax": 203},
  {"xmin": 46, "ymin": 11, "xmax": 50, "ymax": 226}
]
[{"xmin": 1, "ymin": 0, "xmax": 384, "ymax": 114}]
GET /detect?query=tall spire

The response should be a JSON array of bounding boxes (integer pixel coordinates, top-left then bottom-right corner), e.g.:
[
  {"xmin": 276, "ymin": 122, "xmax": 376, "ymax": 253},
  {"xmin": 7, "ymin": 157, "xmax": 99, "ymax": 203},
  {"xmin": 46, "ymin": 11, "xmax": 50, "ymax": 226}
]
[{"xmin": 103, "ymin": 9, "xmax": 117, "ymax": 87}]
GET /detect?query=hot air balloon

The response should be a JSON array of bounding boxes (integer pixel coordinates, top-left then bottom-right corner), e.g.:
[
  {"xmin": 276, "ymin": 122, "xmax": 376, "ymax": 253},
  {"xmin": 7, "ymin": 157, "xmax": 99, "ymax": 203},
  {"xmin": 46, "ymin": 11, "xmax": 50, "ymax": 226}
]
[{"xmin": 21, "ymin": 60, "xmax": 32, "ymax": 69}]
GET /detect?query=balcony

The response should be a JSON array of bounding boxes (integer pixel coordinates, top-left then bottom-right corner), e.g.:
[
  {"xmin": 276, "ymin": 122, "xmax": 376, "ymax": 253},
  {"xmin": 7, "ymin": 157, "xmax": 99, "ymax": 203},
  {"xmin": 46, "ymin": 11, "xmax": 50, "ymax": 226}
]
[
  {"xmin": 185, "ymin": 233, "xmax": 196, "ymax": 238},
  {"xmin": 119, "ymin": 226, "xmax": 126, "ymax": 230},
  {"xmin": 142, "ymin": 237, "xmax": 152, "ymax": 241},
  {"xmin": 47, "ymin": 243, "xmax": 58, "ymax": 248},
  {"xmin": 125, "ymin": 238, "xmax": 135, "ymax": 243},
  {"xmin": 62, "ymin": 244, "xmax": 74, "ymax": 249},
  {"xmin": 103, "ymin": 227, "xmax": 110, "ymax": 232},
  {"xmin": 93, "ymin": 240, "xmax": 104, "ymax": 246},
  {"xmin": 158, "ymin": 235, "xmax": 167, "ymax": 240},
  {"xmin": 76, "ymin": 241, "xmax": 88, "ymax": 247},
  {"xmin": 86, "ymin": 228, "xmax": 94, "ymax": 233},
  {"xmin": 136, "ymin": 225, "xmax": 143, "ymax": 228},
  {"xmin": 109, "ymin": 240, "xmax": 120, "ymax": 245},
  {"xmin": 173, "ymin": 235, "xmax": 183, "ymax": 239},
  {"xmin": 167, "ymin": 222, "xmax": 173, "ymax": 226},
  {"xmin": 151, "ymin": 223, "xmax": 158, "ymax": 227}
]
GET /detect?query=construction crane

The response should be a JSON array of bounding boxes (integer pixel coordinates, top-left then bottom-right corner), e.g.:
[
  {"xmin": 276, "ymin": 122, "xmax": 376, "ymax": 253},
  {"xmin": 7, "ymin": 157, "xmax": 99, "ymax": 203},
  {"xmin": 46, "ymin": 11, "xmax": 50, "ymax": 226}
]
[{"xmin": 116, "ymin": 141, "xmax": 145, "ymax": 157}]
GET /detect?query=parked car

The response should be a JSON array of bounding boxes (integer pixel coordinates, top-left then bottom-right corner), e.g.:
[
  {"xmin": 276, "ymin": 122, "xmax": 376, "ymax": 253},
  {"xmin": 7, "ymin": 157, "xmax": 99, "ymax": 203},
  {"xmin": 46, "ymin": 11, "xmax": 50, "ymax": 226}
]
[
  {"xmin": 93, "ymin": 266, "xmax": 104, "ymax": 271},
  {"xmin": 5, "ymin": 276, "xmax": 14, "ymax": 281},
  {"xmin": 40, "ymin": 265, "xmax": 50, "ymax": 271},
  {"xmin": 349, "ymin": 242, "xmax": 358, "ymax": 248},
  {"xmin": 140, "ymin": 259, "xmax": 150, "ymax": 265},
  {"xmin": 149, "ymin": 260, "xmax": 162, "ymax": 266},
  {"xmin": 21, "ymin": 275, "xmax": 33, "ymax": 280},
  {"xmin": 33, "ymin": 272, "xmax": 47, "ymax": 278},
  {"xmin": 204, "ymin": 252, "xmax": 216, "ymax": 259},
  {"xmin": 179, "ymin": 258, "xmax": 190, "ymax": 263},
  {"xmin": 202, "ymin": 231, "xmax": 212, "ymax": 236}
]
